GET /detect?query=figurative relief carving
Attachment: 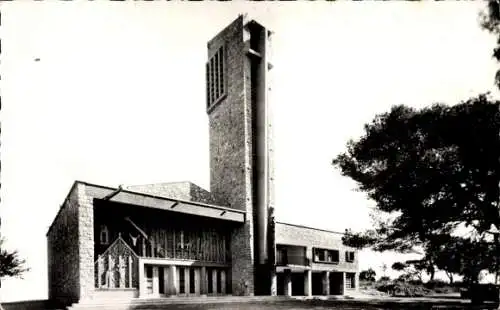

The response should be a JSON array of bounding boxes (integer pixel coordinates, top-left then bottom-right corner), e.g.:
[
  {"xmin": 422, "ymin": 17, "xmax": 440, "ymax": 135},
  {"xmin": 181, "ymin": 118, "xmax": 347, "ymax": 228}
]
[
  {"xmin": 95, "ymin": 236, "xmax": 139, "ymax": 289},
  {"xmin": 129, "ymin": 233, "xmax": 139, "ymax": 247}
]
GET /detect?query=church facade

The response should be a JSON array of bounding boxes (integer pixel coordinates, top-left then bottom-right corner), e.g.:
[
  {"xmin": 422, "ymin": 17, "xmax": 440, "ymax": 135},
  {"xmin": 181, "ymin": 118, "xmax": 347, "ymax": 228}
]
[{"xmin": 46, "ymin": 15, "xmax": 359, "ymax": 307}]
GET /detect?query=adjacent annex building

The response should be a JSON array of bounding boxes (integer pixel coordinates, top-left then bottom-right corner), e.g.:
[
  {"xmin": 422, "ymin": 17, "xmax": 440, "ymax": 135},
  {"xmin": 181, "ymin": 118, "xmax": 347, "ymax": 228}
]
[{"xmin": 46, "ymin": 15, "xmax": 359, "ymax": 306}]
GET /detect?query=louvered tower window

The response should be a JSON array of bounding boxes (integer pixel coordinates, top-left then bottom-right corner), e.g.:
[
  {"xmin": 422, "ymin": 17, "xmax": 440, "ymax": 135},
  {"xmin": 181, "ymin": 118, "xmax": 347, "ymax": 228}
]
[{"xmin": 206, "ymin": 45, "xmax": 226, "ymax": 109}]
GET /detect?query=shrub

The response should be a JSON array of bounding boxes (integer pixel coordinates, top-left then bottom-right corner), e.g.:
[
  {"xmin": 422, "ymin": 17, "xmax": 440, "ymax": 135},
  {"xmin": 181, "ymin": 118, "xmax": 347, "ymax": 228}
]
[
  {"xmin": 378, "ymin": 276, "xmax": 391, "ymax": 282},
  {"xmin": 376, "ymin": 280, "xmax": 431, "ymax": 297},
  {"xmin": 424, "ymin": 279, "xmax": 460, "ymax": 294}
]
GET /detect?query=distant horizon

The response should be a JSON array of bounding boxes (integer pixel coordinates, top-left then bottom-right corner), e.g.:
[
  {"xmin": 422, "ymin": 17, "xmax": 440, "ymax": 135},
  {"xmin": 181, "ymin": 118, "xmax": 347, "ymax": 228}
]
[{"xmin": 1, "ymin": 1, "xmax": 498, "ymax": 302}]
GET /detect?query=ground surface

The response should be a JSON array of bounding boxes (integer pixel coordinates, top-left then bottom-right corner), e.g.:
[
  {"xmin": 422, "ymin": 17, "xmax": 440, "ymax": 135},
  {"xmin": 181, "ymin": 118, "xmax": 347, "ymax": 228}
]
[{"xmin": 133, "ymin": 299, "xmax": 499, "ymax": 310}]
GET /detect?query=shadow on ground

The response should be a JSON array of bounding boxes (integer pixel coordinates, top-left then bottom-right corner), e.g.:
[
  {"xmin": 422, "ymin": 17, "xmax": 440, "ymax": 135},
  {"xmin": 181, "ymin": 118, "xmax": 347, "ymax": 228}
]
[{"xmin": 132, "ymin": 300, "xmax": 500, "ymax": 310}]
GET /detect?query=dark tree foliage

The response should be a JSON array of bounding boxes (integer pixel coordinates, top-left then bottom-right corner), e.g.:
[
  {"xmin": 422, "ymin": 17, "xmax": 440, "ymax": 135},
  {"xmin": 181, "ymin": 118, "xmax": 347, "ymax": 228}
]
[
  {"xmin": 480, "ymin": 1, "xmax": 500, "ymax": 89},
  {"xmin": 433, "ymin": 236, "xmax": 495, "ymax": 285},
  {"xmin": 360, "ymin": 268, "xmax": 377, "ymax": 282},
  {"xmin": 334, "ymin": 95, "xmax": 500, "ymax": 254},
  {"xmin": 0, "ymin": 238, "xmax": 29, "ymax": 280}
]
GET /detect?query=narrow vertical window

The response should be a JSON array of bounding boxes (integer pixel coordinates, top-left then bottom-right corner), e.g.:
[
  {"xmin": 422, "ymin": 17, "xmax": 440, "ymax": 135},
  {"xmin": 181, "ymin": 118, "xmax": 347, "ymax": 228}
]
[
  {"xmin": 206, "ymin": 45, "xmax": 226, "ymax": 109},
  {"xmin": 100, "ymin": 225, "xmax": 109, "ymax": 245},
  {"xmin": 179, "ymin": 267, "xmax": 185, "ymax": 294},
  {"xmin": 207, "ymin": 268, "xmax": 213, "ymax": 294},
  {"xmin": 189, "ymin": 268, "xmax": 196, "ymax": 294},
  {"xmin": 210, "ymin": 57, "xmax": 215, "ymax": 105}
]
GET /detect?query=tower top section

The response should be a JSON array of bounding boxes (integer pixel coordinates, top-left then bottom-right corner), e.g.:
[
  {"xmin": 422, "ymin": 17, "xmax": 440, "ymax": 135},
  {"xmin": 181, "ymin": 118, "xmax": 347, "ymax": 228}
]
[{"xmin": 205, "ymin": 14, "xmax": 273, "ymax": 114}]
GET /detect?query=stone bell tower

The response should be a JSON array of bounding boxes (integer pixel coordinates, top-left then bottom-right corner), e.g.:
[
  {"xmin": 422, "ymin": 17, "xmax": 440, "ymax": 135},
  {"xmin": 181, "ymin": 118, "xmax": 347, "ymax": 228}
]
[{"xmin": 205, "ymin": 14, "xmax": 275, "ymax": 296}]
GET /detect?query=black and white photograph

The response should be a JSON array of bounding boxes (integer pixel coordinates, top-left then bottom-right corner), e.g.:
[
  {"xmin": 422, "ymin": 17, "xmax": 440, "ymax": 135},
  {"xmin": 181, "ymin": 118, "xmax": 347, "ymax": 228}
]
[{"xmin": 1, "ymin": 1, "xmax": 500, "ymax": 309}]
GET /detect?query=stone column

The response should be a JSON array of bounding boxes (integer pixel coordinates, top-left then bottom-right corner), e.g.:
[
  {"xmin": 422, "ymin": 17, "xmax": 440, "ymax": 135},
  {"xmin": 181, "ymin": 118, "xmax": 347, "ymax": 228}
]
[
  {"xmin": 322, "ymin": 271, "xmax": 330, "ymax": 296},
  {"xmin": 200, "ymin": 267, "xmax": 207, "ymax": 295},
  {"xmin": 270, "ymin": 272, "xmax": 277, "ymax": 296},
  {"xmin": 354, "ymin": 272, "xmax": 359, "ymax": 291},
  {"xmin": 185, "ymin": 268, "xmax": 191, "ymax": 295},
  {"xmin": 163, "ymin": 267, "xmax": 169, "ymax": 296},
  {"xmin": 152, "ymin": 266, "xmax": 159, "ymax": 296},
  {"xmin": 77, "ymin": 183, "xmax": 95, "ymax": 301},
  {"xmin": 138, "ymin": 262, "xmax": 145, "ymax": 297},
  {"xmin": 284, "ymin": 269, "xmax": 292, "ymax": 297},
  {"xmin": 169, "ymin": 265, "xmax": 178, "ymax": 295},
  {"xmin": 195, "ymin": 268, "xmax": 201, "ymax": 295},
  {"xmin": 341, "ymin": 272, "xmax": 346, "ymax": 295},
  {"xmin": 212, "ymin": 269, "xmax": 218, "ymax": 295},
  {"xmin": 221, "ymin": 270, "xmax": 226, "ymax": 294},
  {"xmin": 304, "ymin": 270, "xmax": 312, "ymax": 297}
]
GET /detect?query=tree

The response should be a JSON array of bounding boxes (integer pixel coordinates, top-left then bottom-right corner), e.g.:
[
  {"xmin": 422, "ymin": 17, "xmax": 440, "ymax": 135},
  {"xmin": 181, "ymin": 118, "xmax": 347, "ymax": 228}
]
[
  {"xmin": 392, "ymin": 261, "xmax": 424, "ymax": 282},
  {"xmin": 480, "ymin": 1, "xmax": 500, "ymax": 89},
  {"xmin": 0, "ymin": 238, "xmax": 29, "ymax": 281},
  {"xmin": 333, "ymin": 95, "xmax": 500, "ymax": 286},
  {"xmin": 360, "ymin": 268, "xmax": 377, "ymax": 282},
  {"xmin": 334, "ymin": 95, "xmax": 500, "ymax": 251}
]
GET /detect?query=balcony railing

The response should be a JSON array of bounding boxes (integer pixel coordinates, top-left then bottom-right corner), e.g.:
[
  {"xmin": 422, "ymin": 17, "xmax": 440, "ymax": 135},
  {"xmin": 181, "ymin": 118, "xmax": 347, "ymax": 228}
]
[{"xmin": 276, "ymin": 254, "xmax": 310, "ymax": 266}]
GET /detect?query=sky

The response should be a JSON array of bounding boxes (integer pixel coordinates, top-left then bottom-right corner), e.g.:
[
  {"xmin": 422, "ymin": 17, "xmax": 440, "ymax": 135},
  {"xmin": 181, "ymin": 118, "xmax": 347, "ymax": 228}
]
[{"xmin": 1, "ymin": 1, "xmax": 499, "ymax": 303}]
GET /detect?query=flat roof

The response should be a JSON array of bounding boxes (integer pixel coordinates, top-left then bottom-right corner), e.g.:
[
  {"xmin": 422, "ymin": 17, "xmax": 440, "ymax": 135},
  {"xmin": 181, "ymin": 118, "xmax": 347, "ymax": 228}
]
[
  {"xmin": 47, "ymin": 180, "xmax": 246, "ymax": 235},
  {"xmin": 275, "ymin": 221, "xmax": 347, "ymax": 236}
]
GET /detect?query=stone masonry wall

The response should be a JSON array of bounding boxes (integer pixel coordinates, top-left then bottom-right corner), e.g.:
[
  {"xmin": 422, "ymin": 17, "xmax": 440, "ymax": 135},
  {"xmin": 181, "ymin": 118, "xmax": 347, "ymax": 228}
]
[
  {"xmin": 78, "ymin": 183, "xmax": 95, "ymax": 301},
  {"xmin": 189, "ymin": 182, "xmax": 222, "ymax": 205},
  {"xmin": 275, "ymin": 222, "xmax": 359, "ymax": 273},
  {"xmin": 207, "ymin": 15, "xmax": 255, "ymax": 295},
  {"xmin": 127, "ymin": 182, "xmax": 221, "ymax": 205},
  {"xmin": 46, "ymin": 184, "xmax": 80, "ymax": 306},
  {"xmin": 127, "ymin": 182, "xmax": 192, "ymax": 201}
]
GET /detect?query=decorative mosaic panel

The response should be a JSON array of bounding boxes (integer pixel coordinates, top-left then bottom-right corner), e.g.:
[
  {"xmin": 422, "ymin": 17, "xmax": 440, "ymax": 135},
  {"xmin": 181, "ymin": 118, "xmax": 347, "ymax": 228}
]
[{"xmin": 95, "ymin": 235, "xmax": 139, "ymax": 289}]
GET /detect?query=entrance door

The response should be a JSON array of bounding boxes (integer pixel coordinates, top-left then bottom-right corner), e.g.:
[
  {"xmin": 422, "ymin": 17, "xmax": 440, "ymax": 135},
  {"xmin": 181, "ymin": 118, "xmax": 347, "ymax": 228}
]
[
  {"xmin": 205, "ymin": 268, "xmax": 226, "ymax": 295},
  {"xmin": 189, "ymin": 268, "xmax": 196, "ymax": 295},
  {"xmin": 178, "ymin": 267, "xmax": 186, "ymax": 295},
  {"xmin": 312, "ymin": 272, "xmax": 323, "ymax": 295},
  {"xmin": 145, "ymin": 266, "xmax": 153, "ymax": 295},
  {"xmin": 277, "ymin": 273, "xmax": 285, "ymax": 296},
  {"xmin": 329, "ymin": 272, "xmax": 343, "ymax": 295},
  {"xmin": 159, "ymin": 267, "xmax": 165, "ymax": 295},
  {"xmin": 292, "ymin": 273, "xmax": 305, "ymax": 296}
]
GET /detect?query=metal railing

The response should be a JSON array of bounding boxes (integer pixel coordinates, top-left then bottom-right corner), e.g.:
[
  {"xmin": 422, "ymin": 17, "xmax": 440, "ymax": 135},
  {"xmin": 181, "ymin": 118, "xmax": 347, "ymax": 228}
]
[{"xmin": 276, "ymin": 254, "xmax": 310, "ymax": 266}]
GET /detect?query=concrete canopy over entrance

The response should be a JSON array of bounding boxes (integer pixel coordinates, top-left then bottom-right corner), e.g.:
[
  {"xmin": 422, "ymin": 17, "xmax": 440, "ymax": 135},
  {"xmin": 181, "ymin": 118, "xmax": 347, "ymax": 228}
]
[{"xmin": 84, "ymin": 182, "xmax": 246, "ymax": 223}]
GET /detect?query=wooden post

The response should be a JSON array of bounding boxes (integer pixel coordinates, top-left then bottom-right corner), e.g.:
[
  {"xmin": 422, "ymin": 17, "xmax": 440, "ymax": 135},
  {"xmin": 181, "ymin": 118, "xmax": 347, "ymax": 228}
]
[
  {"xmin": 173, "ymin": 230, "xmax": 176, "ymax": 259},
  {"xmin": 97, "ymin": 255, "xmax": 103, "ymax": 288},
  {"xmin": 108, "ymin": 255, "xmax": 114, "ymax": 288},
  {"xmin": 165, "ymin": 229, "xmax": 169, "ymax": 258},
  {"xmin": 128, "ymin": 256, "xmax": 133, "ymax": 288},
  {"xmin": 119, "ymin": 255, "xmax": 125, "ymax": 288}
]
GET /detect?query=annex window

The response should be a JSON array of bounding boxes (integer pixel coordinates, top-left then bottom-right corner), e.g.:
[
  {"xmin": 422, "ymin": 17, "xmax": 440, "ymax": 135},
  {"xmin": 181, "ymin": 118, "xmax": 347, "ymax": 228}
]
[
  {"xmin": 327, "ymin": 250, "xmax": 339, "ymax": 263},
  {"xmin": 206, "ymin": 45, "xmax": 226, "ymax": 109},
  {"xmin": 345, "ymin": 251, "xmax": 355, "ymax": 263},
  {"xmin": 346, "ymin": 273, "xmax": 356, "ymax": 289},
  {"xmin": 99, "ymin": 225, "xmax": 109, "ymax": 245},
  {"xmin": 179, "ymin": 267, "xmax": 186, "ymax": 294},
  {"xmin": 313, "ymin": 248, "xmax": 339, "ymax": 264}
]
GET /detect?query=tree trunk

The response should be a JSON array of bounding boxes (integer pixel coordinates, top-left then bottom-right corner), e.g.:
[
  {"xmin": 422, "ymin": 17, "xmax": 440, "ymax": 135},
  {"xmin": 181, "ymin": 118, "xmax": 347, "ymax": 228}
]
[
  {"xmin": 446, "ymin": 271, "xmax": 454, "ymax": 284},
  {"xmin": 430, "ymin": 268, "xmax": 435, "ymax": 281}
]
